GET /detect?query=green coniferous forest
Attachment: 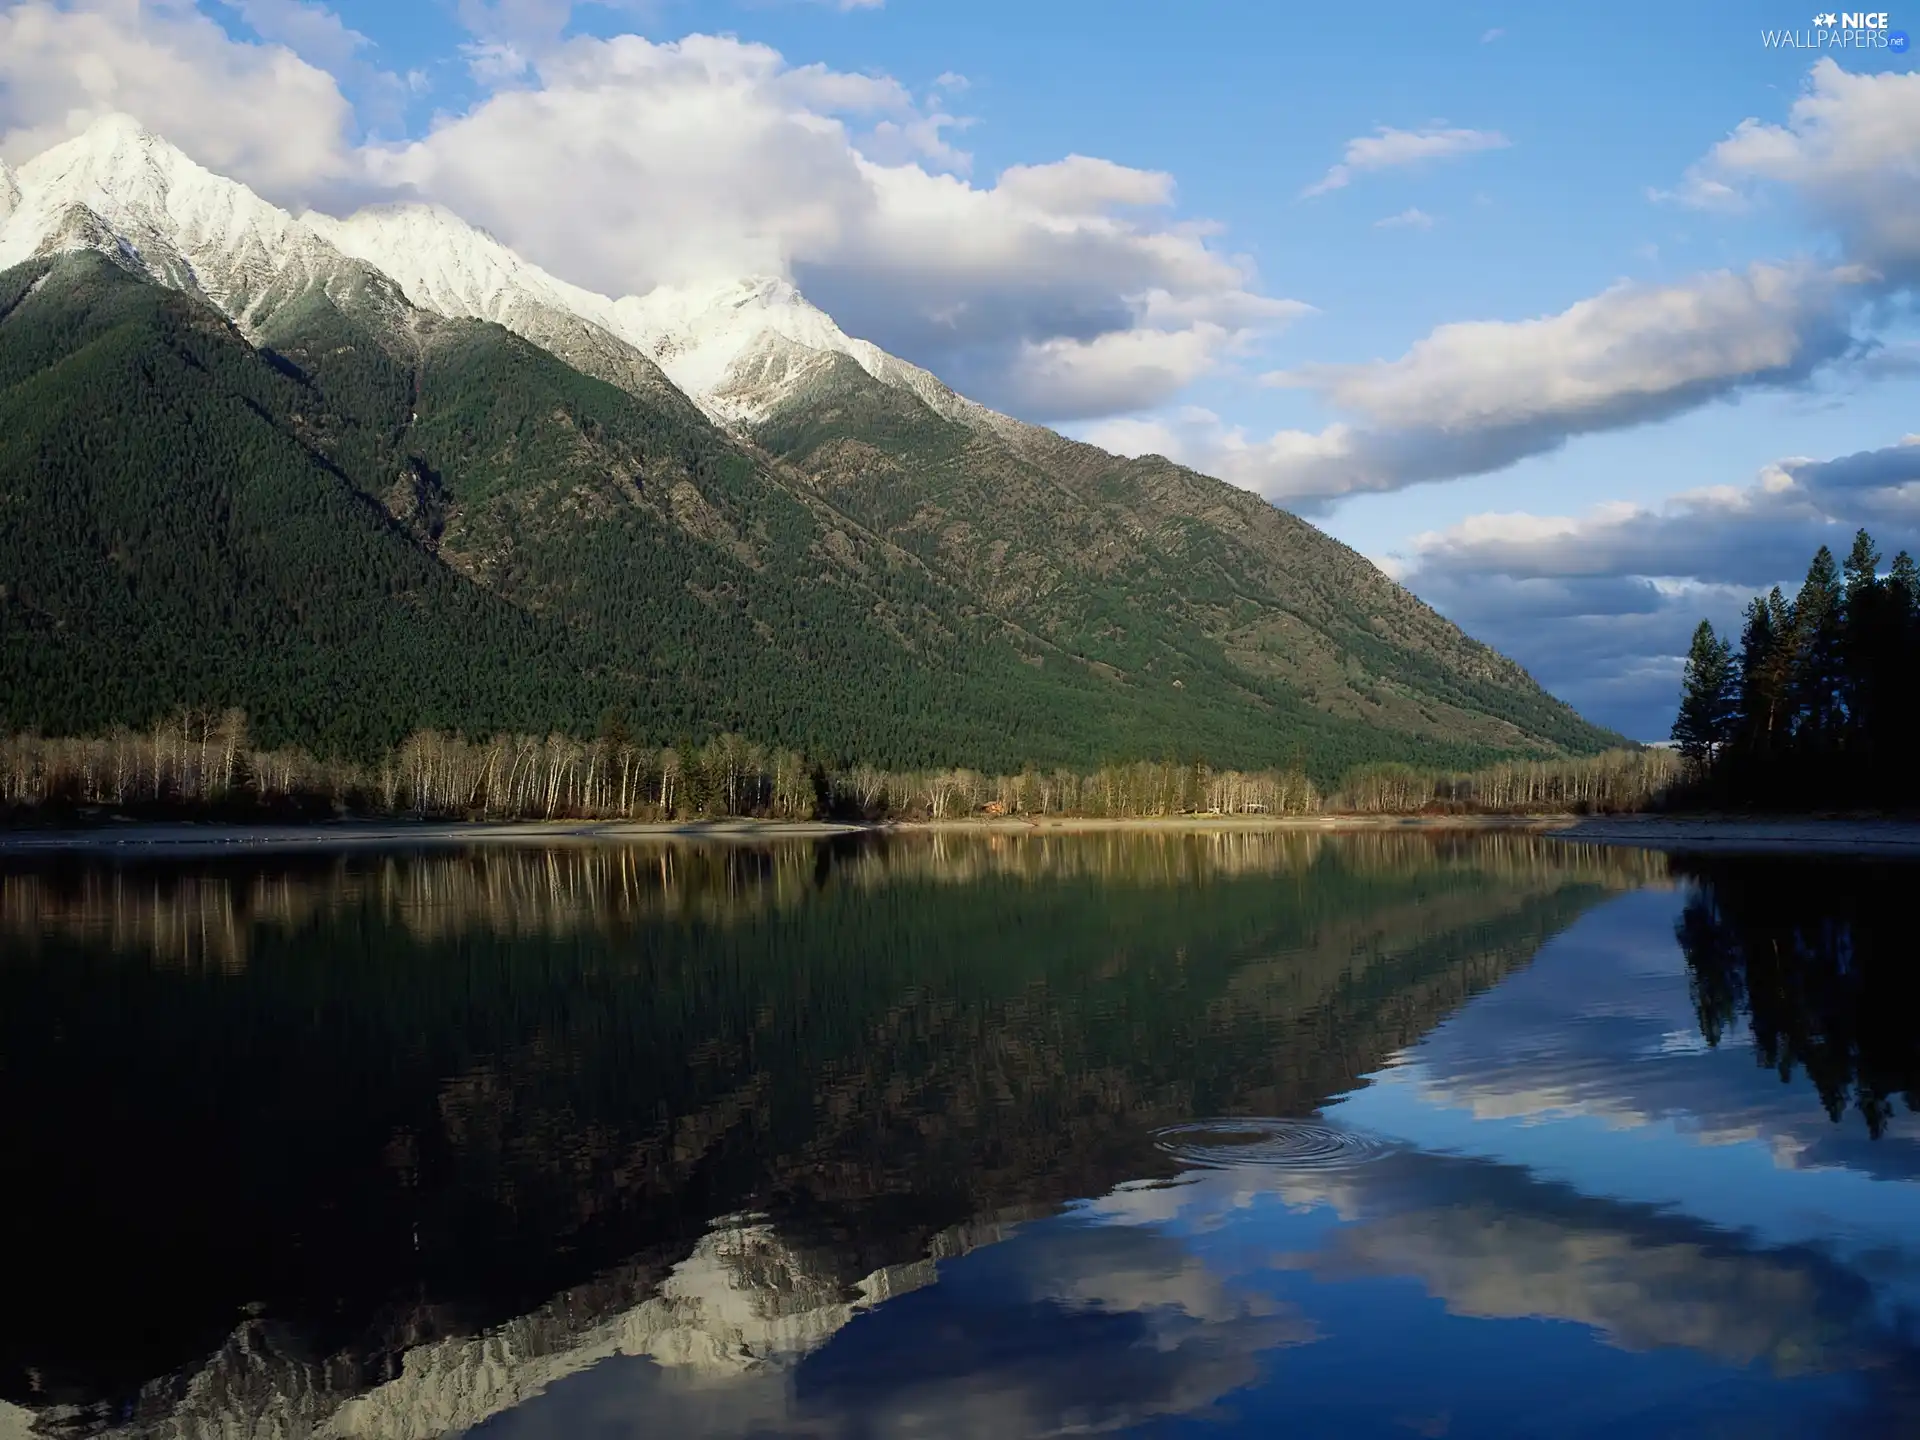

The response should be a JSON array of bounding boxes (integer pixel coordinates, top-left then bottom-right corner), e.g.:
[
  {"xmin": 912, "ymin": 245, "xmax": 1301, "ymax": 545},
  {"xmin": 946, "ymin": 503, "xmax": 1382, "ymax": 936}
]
[
  {"xmin": 1, "ymin": 251, "xmax": 1622, "ymax": 781},
  {"xmin": 1673, "ymin": 530, "xmax": 1920, "ymax": 807}
]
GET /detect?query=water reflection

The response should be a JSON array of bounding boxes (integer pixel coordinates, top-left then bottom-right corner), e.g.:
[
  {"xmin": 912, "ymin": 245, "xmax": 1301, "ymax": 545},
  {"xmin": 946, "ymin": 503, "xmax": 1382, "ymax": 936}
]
[
  {"xmin": 5, "ymin": 834, "xmax": 1916, "ymax": 1437},
  {"xmin": 1677, "ymin": 858, "xmax": 1920, "ymax": 1138}
]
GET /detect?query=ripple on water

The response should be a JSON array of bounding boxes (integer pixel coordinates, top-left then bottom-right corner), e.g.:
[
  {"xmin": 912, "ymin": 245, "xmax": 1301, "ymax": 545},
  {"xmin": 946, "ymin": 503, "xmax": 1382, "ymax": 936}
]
[{"xmin": 1153, "ymin": 1118, "xmax": 1398, "ymax": 1172}]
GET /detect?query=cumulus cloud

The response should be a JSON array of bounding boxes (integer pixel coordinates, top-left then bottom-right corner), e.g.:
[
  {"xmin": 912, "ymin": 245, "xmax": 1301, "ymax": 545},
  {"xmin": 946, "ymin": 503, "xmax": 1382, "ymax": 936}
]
[
  {"xmin": 1084, "ymin": 64, "xmax": 1919, "ymax": 510},
  {"xmin": 1675, "ymin": 58, "xmax": 1920, "ymax": 282},
  {"xmin": 217, "ymin": 0, "xmax": 367, "ymax": 71},
  {"xmin": 1081, "ymin": 64, "xmax": 1917, "ymax": 508},
  {"xmin": 1000, "ymin": 324, "xmax": 1247, "ymax": 422},
  {"xmin": 1277, "ymin": 264, "xmax": 1854, "ymax": 432},
  {"xmin": 0, "ymin": 7, "xmax": 1302, "ymax": 423},
  {"xmin": 1089, "ymin": 263, "xmax": 1860, "ymax": 508},
  {"xmin": 0, "ymin": 0, "xmax": 357, "ymax": 198},
  {"xmin": 355, "ymin": 33, "xmax": 1305, "ymax": 419},
  {"xmin": 1302, "ymin": 123, "xmax": 1510, "ymax": 198},
  {"xmin": 1387, "ymin": 437, "xmax": 1920, "ymax": 735}
]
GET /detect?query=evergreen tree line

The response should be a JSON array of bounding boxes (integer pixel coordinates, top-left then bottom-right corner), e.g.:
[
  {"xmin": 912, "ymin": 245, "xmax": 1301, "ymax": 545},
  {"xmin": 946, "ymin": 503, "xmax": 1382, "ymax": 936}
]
[
  {"xmin": 0, "ymin": 711, "xmax": 1671, "ymax": 822},
  {"xmin": 1673, "ymin": 530, "xmax": 1920, "ymax": 808}
]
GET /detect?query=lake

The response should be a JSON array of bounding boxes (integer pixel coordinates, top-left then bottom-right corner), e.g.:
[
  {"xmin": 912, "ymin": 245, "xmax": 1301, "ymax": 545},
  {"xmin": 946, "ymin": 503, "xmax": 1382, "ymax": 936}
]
[{"xmin": 3, "ymin": 830, "xmax": 1916, "ymax": 1437}]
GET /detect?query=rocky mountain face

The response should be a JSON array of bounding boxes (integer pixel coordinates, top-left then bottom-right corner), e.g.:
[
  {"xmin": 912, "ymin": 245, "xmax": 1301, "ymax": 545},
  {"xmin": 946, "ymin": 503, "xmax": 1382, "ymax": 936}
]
[{"xmin": 0, "ymin": 114, "xmax": 1619, "ymax": 772}]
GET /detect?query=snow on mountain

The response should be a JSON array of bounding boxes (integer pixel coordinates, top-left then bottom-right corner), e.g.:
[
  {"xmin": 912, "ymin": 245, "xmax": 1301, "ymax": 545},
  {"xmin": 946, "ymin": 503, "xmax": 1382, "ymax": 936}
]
[
  {"xmin": 0, "ymin": 114, "xmax": 400, "ymax": 334},
  {"xmin": 303, "ymin": 203, "xmax": 694, "ymax": 416},
  {"xmin": 608, "ymin": 273, "xmax": 1027, "ymax": 437},
  {"xmin": 310, "ymin": 201, "xmax": 1005, "ymax": 432},
  {"xmin": 0, "ymin": 116, "xmax": 1022, "ymax": 439}
]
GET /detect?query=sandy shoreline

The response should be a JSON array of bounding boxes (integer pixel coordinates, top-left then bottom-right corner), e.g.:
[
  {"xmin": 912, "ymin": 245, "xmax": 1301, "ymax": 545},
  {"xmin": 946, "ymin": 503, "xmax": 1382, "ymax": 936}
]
[
  {"xmin": 0, "ymin": 812, "xmax": 1570, "ymax": 857},
  {"xmin": 2, "ymin": 812, "xmax": 1916, "ymax": 857}
]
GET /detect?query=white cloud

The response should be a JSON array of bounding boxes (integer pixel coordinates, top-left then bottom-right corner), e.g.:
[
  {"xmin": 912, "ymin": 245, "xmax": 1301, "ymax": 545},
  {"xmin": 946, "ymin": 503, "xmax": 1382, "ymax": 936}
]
[
  {"xmin": 0, "ymin": 9, "xmax": 1301, "ymax": 424},
  {"xmin": 1079, "ymin": 409, "xmax": 1359, "ymax": 511},
  {"xmin": 1277, "ymin": 263, "xmax": 1852, "ymax": 432},
  {"xmin": 1480, "ymin": 26, "xmax": 1505, "ymax": 42},
  {"xmin": 1006, "ymin": 323, "xmax": 1242, "ymax": 421},
  {"xmin": 1675, "ymin": 59, "xmax": 1920, "ymax": 282},
  {"xmin": 0, "ymin": 0, "xmax": 357, "ymax": 198},
  {"xmin": 1374, "ymin": 207, "xmax": 1434, "ymax": 230},
  {"xmin": 214, "ymin": 0, "xmax": 416, "ymax": 129},
  {"xmin": 996, "ymin": 154, "xmax": 1173, "ymax": 212},
  {"xmin": 352, "ymin": 32, "xmax": 1304, "ymax": 420},
  {"xmin": 1302, "ymin": 124, "xmax": 1510, "ymax": 198},
  {"xmin": 1085, "ymin": 64, "xmax": 1916, "ymax": 511},
  {"xmin": 217, "ymin": 0, "xmax": 367, "ymax": 71},
  {"xmin": 1090, "ymin": 262, "xmax": 1856, "ymax": 508}
]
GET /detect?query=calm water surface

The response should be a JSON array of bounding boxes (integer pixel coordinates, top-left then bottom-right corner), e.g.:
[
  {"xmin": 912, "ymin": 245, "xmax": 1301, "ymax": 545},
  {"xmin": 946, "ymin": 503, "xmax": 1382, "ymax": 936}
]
[{"xmin": 2, "ymin": 831, "xmax": 1916, "ymax": 1437}]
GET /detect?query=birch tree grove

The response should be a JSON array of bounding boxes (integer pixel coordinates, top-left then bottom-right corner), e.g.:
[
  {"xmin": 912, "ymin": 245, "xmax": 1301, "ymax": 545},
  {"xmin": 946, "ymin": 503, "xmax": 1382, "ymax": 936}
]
[{"xmin": 0, "ymin": 716, "xmax": 1677, "ymax": 822}]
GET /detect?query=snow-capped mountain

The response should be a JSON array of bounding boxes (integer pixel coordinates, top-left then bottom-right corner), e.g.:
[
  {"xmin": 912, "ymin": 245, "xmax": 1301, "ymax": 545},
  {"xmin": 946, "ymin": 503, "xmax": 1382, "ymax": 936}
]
[
  {"xmin": 612, "ymin": 273, "xmax": 1022, "ymax": 435},
  {"xmin": 303, "ymin": 203, "xmax": 694, "ymax": 415},
  {"xmin": 307, "ymin": 200, "xmax": 1007, "ymax": 433},
  {"xmin": 0, "ymin": 115, "xmax": 404, "ymax": 336},
  {"xmin": 0, "ymin": 114, "xmax": 1019, "ymax": 438}
]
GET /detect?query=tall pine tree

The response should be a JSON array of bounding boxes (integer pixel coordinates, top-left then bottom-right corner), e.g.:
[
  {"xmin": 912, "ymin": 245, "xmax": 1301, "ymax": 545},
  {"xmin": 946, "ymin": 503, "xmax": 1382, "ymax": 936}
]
[
  {"xmin": 1673, "ymin": 620, "xmax": 1735, "ymax": 771},
  {"xmin": 1734, "ymin": 589, "xmax": 1791, "ymax": 759},
  {"xmin": 1841, "ymin": 529, "xmax": 1889, "ymax": 758},
  {"xmin": 1790, "ymin": 546, "xmax": 1845, "ymax": 750}
]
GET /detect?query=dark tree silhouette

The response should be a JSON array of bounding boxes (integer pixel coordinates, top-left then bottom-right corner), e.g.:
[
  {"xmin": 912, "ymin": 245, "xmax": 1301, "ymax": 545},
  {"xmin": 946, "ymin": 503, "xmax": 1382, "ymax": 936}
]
[
  {"xmin": 1678, "ymin": 530, "xmax": 1920, "ymax": 808},
  {"xmin": 1672, "ymin": 620, "xmax": 1735, "ymax": 770},
  {"xmin": 1674, "ymin": 858, "xmax": 1920, "ymax": 1138}
]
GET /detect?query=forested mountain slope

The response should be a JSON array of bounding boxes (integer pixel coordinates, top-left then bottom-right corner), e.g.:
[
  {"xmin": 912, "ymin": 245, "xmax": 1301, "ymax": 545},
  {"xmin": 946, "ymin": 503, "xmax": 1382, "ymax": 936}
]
[
  {"xmin": 0, "ymin": 116, "xmax": 1623, "ymax": 776},
  {"xmin": 751, "ymin": 355, "xmax": 1613, "ymax": 761},
  {"xmin": 0, "ymin": 254, "xmax": 1210, "ymax": 768},
  {"xmin": 0, "ymin": 254, "xmax": 602, "ymax": 756}
]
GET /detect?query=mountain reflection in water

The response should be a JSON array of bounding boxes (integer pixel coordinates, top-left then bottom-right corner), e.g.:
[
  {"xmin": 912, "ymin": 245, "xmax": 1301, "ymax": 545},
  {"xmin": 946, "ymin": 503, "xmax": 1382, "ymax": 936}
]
[{"xmin": 2, "ymin": 832, "xmax": 1914, "ymax": 1438}]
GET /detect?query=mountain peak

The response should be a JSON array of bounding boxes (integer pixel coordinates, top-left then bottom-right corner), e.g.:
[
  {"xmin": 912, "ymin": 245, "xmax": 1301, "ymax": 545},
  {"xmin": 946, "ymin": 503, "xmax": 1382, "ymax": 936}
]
[
  {"xmin": 18, "ymin": 112, "xmax": 193, "ymax": 201},
  {"xmin": 71, "ymin": 110, "xmax": 159, "ymax": 149},
  {"xmin": 307, "ymin": 200, "xmax": 609, "ymax": 330},
  {"xmin": 0, "ymin": 158, "xmax": 17, "ymax": 225},
  {"xmin": 320, "ymin": 200, "xmax": 507, "ymax": 249},
  {"xmin": 0, "ymin": 119, "xmax": 988, "ymax": 435},
  {"xmin": 0, "ymin": 117, "xmax": 376, "ymax": 333},
  {"xmin": 77, "ymin": 111, "xmax": 157, "ymax": 144}
]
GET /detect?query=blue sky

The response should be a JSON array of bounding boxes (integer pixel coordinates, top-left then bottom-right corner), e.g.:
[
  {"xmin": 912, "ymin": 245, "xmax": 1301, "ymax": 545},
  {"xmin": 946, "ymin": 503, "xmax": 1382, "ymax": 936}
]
[{"xmin": 3, "ymin": 0, "xmax": 1917, "ymax": 738}]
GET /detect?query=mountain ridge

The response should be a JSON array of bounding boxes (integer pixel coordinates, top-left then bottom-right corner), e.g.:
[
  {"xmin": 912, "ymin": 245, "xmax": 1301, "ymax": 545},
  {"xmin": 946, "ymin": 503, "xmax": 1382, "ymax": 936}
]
[{"xmin": 0, "ymin": 114, "xmax": 1622, "ymax": 773}]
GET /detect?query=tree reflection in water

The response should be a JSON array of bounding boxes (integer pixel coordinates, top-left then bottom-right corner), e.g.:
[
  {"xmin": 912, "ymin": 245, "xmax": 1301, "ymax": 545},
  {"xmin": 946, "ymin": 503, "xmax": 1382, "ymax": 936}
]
[{"xmin": 1676, "ymin": 858, "xmax": 1920, "ymax": 1138}]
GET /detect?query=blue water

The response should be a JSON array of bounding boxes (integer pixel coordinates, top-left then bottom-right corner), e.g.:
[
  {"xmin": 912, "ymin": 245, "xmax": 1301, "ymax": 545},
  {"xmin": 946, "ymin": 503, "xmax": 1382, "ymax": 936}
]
[{"xmin": 4, "ymin": 835, "xmax": 1915, "ymax": 1436}]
